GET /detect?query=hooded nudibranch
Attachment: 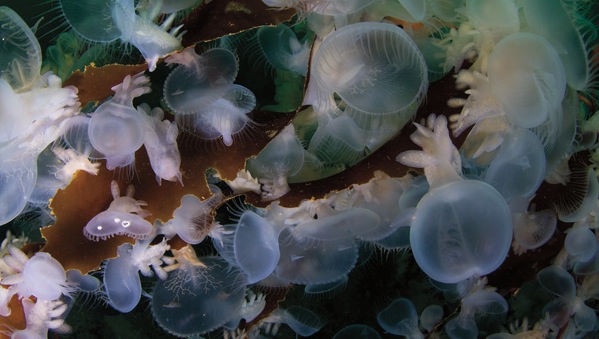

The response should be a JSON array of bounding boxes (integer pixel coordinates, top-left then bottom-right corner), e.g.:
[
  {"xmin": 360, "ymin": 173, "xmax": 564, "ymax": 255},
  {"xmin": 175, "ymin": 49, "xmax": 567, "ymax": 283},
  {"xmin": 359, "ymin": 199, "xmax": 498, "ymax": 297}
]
[
  {"xmin": 83, "ymin": 180, "xmax": 154, "ymax": 241},
  {"xmin": 57, "ymin": 0, "xmax": 190, "ymax": 71},
  {"xmin": 397, "ymin": 114, "xmax": 513, "ymax": 284}
]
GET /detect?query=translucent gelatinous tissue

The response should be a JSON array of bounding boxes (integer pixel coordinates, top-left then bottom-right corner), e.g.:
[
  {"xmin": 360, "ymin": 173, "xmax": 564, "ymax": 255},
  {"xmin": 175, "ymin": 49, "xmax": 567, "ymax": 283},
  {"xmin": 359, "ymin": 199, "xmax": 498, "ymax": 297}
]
[
  {"xmin": 177, "ymin": 84, "xmax": 256, "ymax": 146},
  {"xmin": 59, "ymin": 0, "xmax": 187, "ymax": 71},
  {"xmin": 214, "ymin": 210, "xmax": 281, "ymax": 284},
  {"xmin": 309, "ymin": 22, "xmax": 427, "ymax": 131},
  {"xmin": 83, "ymin": 180, "xmax": 154, "ymax": 241},
  {"xmin": 59, "ymin": 0, "xmax": 123, "ymax": 43},
  {"xmin": 483, "ymin": 128, "xmax": 546, "ymax": 202},
  {"xmin": 139, "ymin": 104, "xmax": 183, "ymax": 185},
  {"xmin": 446, "ymin": 290, "xmax": 508, "ymax": 339},
  {"xmin": 0, "ymin": 246, "xmax": 70, "ymax": 319},
  {"xmin": 377, "ymin": 298, "xmax": 423, "ymax": 338},
  {"xmin": 411, "ymin": 180, "xmax": 513, "ymax": 283},
  {"xmin": 246, "ymin": 124, "xmax": 305, "ymax": 200},
  {"xmin": 522, "ymin": 0, "xmax": 598, "ymax": 92},
  {"xmin": 0, "ymin": 6, "xmax": 41, "ymax": 91},
  {"xmin": 163, "ymin": 186, "xmax": 224, "ymax": 244},
  {"xmin": 0, "ymin": 7, "xmax": 80, "ymax": 226},
  {"xmin": 256, "ymin": 24, "xmax": 311, "ymax": 76},
  {"xmin": 163, "ymin": 47, "xmax": 258, "ymax": 146},
  {"xmin": 274, "ymin": 228, "xmax": 359, "ymax": 284},
  {"xmin": 102, "ymin": 243, "xmax": 141, "ymax": 313},
  {"xmin": 21, "ymin": 252, "xmax": 69, "ymax": 301},
  {"xmin": 565, "ymin": 227, "xmax": 598, "ymax": 263},
  {"xmin": 332, "ymin": 324, "xmax": 381, "ymax": 339},
  {"xmin": 0, "ymin": 155, "xmax": 37, "ymax": 226},
  {"xmin": 262, "ymin": 305, "xmax": 324, "ymax": 337},
  {"xmin": 487, "ymin": 33, "xmax": 566, "ymax": 129},
  {"xmin": 152, "ymin": 255, "xmax": 247, "ymax": 337},
  {"xmin": 164, "ymin": 48, "xmax": 239, "ymax": 115},
  {"xmin": 397, "ymin": 115, "xmax": 513, "ymax": 283},
  {"xmin": 88, "ymin": 73, "xmax": 150, "ymax": 170}
]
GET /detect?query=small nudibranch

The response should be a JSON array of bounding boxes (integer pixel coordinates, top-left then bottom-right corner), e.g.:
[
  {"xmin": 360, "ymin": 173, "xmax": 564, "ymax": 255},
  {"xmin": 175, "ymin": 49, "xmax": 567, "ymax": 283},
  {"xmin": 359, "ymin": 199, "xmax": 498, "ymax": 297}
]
[
  {"xmin": 83, "ymin": 180, "xmax": 154, "ymax": 241},
  {"xmin": 139, "ymin": 104, "xmax": 183, "ymax": 185},
  {"xmin": 88, "ymin": 73, "xmax": 150, "ymax": 171}
]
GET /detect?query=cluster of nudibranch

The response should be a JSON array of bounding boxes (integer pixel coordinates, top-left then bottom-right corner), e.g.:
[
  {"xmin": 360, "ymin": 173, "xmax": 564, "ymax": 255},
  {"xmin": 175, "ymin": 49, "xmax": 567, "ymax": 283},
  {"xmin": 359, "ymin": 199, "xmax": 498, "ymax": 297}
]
[{"xmin": 1, "ymin": 0, "xmax": 599, "ymax": 338}]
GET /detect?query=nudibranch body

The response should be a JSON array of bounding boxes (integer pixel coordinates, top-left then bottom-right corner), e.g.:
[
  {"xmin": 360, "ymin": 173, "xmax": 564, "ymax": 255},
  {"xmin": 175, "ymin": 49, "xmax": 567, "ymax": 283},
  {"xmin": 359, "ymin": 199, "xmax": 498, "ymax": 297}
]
[
  {"xmin": 398, "ymin": 114, "xmax": 513, "ymax": 284},
  {"xmin": 377, "ymin": 298, "xmax": 423, "ymax": 338},
  {"xmin": 103, "ymin": 238, "xmax": 171, "ymax": 313},
  {"xmin": 58, "ymin": 0, "xmax": 193, "ymax": 71},
  {"xmin": 139, "ymin": 104, "xmax": 183, "ymax": 185},
  {"xmin": 246, "ymin": 124, "xmax": 305, "ymax": 201},
  {"xmin": 0, "ymin": 7, "xmax": 80, "ymax": 226},
  {"xmin": 213, "ymin": 208, "xmax": 281, "ymax": 284},
  {"xmin": 161, "ymin": 185, "xmax": 224, "ymax": 244},
  {"xmin": 256, "ymin": 24, "xmax": 311, "ymax": 76},
  {"xmin": 83, "ymin": 180, "xmax": 154, "ymax": 241},
  {"xmin": 151, "ymin": 253, "xmax": 247, "ymax": 337},
  {"xmin": 164, "ymin": 48, "xmax": 257, "ymax": 146},
  {"xmin": 445, "ymin": 289, "xmax": 509, "ymax": 338},
  {"xmin": 88, "ymin": 73, "xmax": 151, "ymax": 170},
  {"xmin": 0, "ymin": 246, "xmax": 70, "ymax": 304}
]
